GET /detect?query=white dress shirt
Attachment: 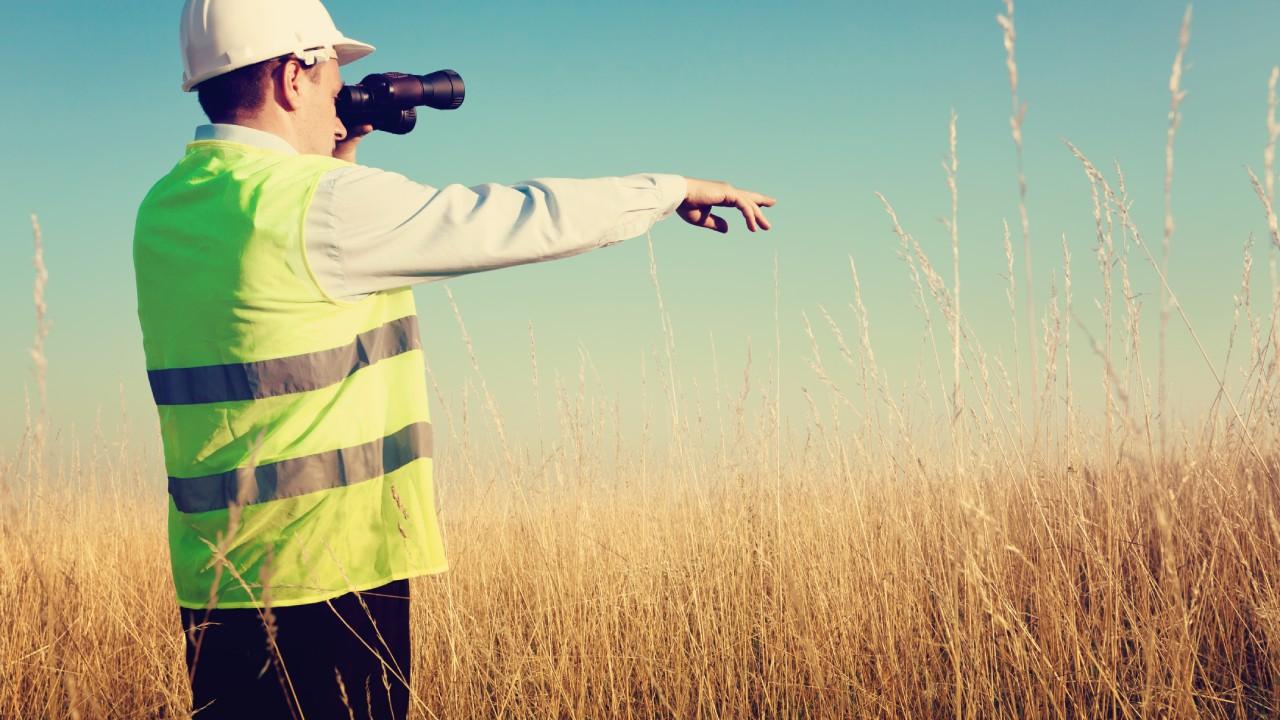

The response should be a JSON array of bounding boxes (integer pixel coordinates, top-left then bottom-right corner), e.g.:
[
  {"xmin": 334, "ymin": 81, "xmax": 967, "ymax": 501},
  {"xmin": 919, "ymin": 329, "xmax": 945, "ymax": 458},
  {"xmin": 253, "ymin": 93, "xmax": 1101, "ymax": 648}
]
[{"xmin": 192, "ymin": 123, "xmax": 688, "ymax": 301}]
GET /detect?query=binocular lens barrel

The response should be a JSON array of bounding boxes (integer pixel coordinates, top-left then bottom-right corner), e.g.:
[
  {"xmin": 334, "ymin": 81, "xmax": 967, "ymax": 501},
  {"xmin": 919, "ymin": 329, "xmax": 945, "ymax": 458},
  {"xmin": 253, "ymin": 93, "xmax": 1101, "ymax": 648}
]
[{"xmin": 338, "ymin": 69, "xmax": 465, "ymax": 135}]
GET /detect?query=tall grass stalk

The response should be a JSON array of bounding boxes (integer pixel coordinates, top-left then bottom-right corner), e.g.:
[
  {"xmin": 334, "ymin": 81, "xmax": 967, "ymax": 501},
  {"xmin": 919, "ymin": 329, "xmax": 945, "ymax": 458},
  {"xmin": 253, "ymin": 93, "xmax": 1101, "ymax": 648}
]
[
  {"xmin": 25, "ymin": 213, "xmax": 49, "ymax": 527},
  {"xmin": 945, "ymin": 110, "xmax": 963, "ymax": 477},
  {"xmin": 997, "ymin": 0, "xmax": 1036, "ymax": 433},
  {"xmin": 1161, "ymin": 4, "xmax": 1192, "ymax": 460}
]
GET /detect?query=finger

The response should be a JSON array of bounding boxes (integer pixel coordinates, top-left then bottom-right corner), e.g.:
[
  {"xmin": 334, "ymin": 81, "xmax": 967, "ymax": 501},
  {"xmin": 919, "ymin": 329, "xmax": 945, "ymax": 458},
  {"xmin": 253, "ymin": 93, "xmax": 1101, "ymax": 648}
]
[
  {"xmin": 736, "ymin": 189, "xmax": 776, "ymax": 207},
  {"xmin": 735, "ymin": 199, "xmax": 758, "ymax": 232},
  {"xmin": 686, "ymin": 203, "xmax": 727, "ymax": 230},
  {"xmin": 756, "ymin": 206, "xmax": 771, "ymax": 231},
  {"xmin": 698, "ymin": 211, "xmax": 728, "ymax": 233}
]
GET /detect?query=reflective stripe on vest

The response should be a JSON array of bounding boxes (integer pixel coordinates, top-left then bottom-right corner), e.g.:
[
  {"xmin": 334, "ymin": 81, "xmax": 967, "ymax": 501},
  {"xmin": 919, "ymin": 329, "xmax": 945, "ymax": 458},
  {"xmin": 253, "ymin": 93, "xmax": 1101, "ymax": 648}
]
[
  {"xmin": 134, "ymin": 139, "xmax": 448, "ymax": 610},
  {"xmin": 169, "ymin": 420, "xmax": 433, "ymax": 513},
  {"xmin": 148, "ymin": 314, "xmax": 420, "ymax": 405}
]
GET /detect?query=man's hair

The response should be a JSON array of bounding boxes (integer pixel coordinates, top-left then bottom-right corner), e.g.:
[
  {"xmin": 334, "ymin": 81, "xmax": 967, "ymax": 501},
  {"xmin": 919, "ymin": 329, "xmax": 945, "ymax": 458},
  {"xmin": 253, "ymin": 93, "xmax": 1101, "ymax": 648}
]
[{"xmin": 196, "ymin": 55, "xmax": 323, "ymax": 124}]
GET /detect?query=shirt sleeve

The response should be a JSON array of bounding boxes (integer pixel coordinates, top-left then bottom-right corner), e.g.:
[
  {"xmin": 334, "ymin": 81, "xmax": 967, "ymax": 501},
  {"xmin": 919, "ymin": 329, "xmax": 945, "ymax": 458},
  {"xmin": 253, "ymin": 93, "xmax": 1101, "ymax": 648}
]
[{"xmin": 304, "ymin": 166, "xmax": 688, "ymax": 302}]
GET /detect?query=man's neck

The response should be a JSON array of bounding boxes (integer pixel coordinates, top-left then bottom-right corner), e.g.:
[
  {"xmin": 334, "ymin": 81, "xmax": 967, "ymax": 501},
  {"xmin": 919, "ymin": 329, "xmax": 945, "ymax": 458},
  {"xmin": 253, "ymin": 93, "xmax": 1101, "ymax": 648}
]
[{"xmin": 223, "ymin": 114, "xmax": 302, "ymax": 154}]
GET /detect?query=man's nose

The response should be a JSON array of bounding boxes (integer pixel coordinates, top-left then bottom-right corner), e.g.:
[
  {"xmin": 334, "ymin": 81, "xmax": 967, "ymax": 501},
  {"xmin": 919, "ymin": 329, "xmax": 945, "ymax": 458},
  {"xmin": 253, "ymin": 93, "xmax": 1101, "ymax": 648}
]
[{"xmin": 334, "ymin": 121, "xmax": 348, "ymax": 142}]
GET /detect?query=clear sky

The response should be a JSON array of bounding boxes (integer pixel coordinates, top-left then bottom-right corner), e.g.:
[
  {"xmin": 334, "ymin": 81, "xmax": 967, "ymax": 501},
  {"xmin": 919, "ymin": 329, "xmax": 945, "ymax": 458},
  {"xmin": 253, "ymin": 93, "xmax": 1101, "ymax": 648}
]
[{"xmin": 3, "ymin": 1, "xmax": 1279, "ymax": 455}]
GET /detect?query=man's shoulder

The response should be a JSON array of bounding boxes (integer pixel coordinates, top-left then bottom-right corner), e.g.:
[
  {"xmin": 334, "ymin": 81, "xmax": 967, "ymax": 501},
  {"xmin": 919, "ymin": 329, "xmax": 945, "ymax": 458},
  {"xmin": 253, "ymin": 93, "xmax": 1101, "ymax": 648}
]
[{"xmin": 314, "ymin": 162, "xmax": 433, "ymax": 196}]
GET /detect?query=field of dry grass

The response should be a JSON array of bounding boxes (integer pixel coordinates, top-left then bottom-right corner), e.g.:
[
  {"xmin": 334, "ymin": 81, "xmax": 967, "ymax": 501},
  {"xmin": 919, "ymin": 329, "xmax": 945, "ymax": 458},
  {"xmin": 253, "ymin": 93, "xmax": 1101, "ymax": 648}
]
[
  {"xmin": 9, "ymin": 421, "xmax": 1280, "ymax": 718},
  {"xmin": 8, "ymin": 3, "xmax": 1280, "ymax": 718}
]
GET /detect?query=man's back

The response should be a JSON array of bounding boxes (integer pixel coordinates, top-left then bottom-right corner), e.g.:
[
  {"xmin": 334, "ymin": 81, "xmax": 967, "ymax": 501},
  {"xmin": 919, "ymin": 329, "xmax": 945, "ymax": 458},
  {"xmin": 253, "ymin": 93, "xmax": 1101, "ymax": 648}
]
[{"xmin": 135, "ymin": 138, "xmax": 446, "ymax": 611}]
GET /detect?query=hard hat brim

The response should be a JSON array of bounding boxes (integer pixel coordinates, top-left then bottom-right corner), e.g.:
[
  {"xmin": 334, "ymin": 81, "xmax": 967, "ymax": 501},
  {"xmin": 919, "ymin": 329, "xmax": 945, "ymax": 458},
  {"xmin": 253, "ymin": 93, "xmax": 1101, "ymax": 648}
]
[{"xmin": 333, "ymin": 37, "xmax": 375, "ymax": 66}]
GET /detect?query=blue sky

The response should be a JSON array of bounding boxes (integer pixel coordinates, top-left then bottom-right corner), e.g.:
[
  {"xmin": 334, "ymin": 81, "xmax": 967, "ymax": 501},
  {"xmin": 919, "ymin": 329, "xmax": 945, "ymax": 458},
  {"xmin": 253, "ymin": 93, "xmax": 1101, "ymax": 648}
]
[{"xmin": 3, "ymin": 1, "xmax": 1278, "ymax": 453}]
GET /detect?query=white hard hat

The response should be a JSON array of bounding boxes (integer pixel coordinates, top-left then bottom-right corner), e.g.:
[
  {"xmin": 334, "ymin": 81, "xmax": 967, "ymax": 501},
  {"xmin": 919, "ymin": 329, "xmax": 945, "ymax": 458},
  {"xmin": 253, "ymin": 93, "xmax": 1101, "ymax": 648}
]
[{"xmin": 180, "ymin": 0, "xmax": 375, "ymax": 92}]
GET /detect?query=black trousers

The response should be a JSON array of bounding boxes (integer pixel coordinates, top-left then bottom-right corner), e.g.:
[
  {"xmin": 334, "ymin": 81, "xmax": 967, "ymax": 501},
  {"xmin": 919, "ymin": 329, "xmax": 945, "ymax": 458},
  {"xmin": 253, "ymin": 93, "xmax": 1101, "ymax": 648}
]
[{"xmin": 180, "ymin": 579, "xmax": 411, "ymax": 720}]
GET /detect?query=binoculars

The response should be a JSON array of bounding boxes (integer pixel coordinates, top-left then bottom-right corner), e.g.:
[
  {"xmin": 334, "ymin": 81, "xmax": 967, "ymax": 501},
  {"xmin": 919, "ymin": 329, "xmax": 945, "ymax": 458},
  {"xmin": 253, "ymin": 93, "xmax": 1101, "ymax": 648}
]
[{"xmin": 337, "ymin": 69, "xmax": 465, "ymax": 135}]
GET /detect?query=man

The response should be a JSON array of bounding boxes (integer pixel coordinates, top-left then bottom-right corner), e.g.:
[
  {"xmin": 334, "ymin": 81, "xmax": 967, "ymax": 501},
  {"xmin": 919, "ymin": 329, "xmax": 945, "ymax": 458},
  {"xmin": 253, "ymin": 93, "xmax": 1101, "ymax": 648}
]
[{"xmin": 133, "ymin": 0, "xmax": 776, "ymax": 717}]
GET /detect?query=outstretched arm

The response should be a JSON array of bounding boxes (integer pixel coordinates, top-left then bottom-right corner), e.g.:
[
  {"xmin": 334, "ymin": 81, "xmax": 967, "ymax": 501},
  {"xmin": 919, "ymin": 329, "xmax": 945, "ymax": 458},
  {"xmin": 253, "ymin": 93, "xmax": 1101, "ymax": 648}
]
[
  {"xmin": 320, "ymin": 127, "xmax": 777, "ymax": 302},
  {"xmin": 304, "ymin": 166, "xmax": 688, "ymax": 301}
]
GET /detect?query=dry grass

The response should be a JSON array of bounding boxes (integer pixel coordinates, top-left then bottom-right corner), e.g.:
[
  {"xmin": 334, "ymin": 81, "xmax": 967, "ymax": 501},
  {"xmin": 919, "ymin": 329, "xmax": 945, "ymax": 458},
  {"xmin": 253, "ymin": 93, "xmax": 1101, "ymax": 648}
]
[{"xmin": 8, "ymin": 3, "xmax": 1280, "ymax": 718}]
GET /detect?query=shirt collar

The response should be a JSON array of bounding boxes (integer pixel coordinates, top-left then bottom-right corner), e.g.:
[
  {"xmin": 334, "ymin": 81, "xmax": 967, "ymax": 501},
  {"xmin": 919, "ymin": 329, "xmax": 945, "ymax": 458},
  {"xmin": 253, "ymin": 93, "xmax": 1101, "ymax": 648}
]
[{"xmin": 193, "ymin": 123, "xmax": 299, "ymax": 155}]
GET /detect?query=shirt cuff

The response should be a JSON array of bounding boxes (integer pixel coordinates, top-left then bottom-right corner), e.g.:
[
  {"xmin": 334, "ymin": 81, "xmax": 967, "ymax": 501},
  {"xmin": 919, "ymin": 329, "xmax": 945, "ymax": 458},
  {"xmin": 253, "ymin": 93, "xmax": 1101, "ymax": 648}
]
[
  {"xmin": 652, "ymin": 173, "xmax": 688, "ymax": 220},
  {"xmin": 597, "ymin": 173, "xmax": 689, "ymax": 248}
]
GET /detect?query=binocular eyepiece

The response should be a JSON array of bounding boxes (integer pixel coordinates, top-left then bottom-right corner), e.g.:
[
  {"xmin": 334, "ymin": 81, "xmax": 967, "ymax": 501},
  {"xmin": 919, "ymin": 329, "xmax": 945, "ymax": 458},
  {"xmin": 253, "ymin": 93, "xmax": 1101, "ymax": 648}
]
[{"xmin": 337, "ymin": 69, "xmax": 464, "ymax": 135}]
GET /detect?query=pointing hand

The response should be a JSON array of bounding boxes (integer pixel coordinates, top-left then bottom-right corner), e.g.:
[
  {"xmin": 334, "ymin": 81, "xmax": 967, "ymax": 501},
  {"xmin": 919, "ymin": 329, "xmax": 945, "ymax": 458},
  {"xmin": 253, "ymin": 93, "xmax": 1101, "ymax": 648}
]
[{"xmin": 677, "ymin": 177, "xmax": 776, "ymax": 234}]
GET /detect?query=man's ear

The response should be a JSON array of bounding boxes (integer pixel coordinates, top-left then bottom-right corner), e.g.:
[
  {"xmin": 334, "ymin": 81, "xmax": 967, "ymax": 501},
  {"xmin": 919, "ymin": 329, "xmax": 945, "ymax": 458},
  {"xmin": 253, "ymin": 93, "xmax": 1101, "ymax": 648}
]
[{"xmin": 276, "ymin": 58, "xmax": 305, "ymax": 112}]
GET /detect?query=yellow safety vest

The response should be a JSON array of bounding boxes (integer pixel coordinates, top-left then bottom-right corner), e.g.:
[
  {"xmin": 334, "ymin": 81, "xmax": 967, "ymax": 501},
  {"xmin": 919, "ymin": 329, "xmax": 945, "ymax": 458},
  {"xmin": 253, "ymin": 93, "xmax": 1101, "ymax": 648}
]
[{"xmin": 133, "ymin": 138, "xmax": 447, "ymax": 609}]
